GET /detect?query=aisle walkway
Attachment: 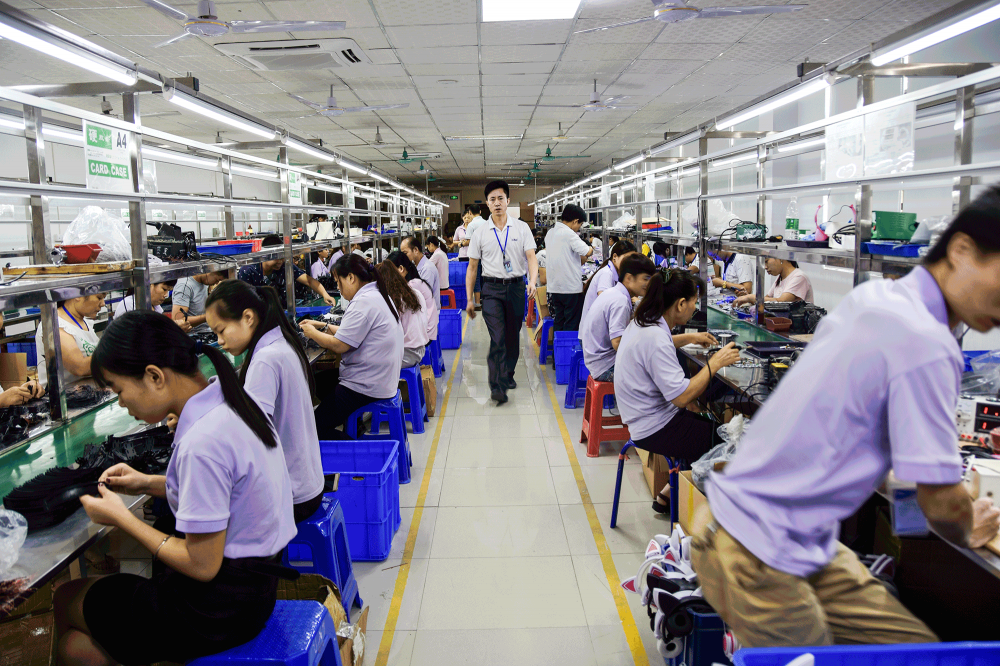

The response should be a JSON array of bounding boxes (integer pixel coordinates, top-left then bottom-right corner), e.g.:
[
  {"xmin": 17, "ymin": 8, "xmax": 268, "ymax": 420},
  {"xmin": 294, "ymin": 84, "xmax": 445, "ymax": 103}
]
[{"xmin": 355, "ymin": 313, "xmax": 670, "ymax": 666}]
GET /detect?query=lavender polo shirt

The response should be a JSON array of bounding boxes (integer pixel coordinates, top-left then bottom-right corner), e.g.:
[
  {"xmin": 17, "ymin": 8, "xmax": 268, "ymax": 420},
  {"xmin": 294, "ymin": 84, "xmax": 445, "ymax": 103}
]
[
  {"xmin": 245, "ymin": 327, "xmax": 324, "ymax": 506},
  {"xmin": 417, "ymin": 256, "xmax": 441, "ymax": 336},
  {"xmin": 430, "ymin": 248, "xmax": 449, "ymax": 291},
  {"xmin": 336, "ymin": 281, "xmax": 404, "ymax": 399},
  {"xmin": 614, "ymin": 317, "xmax": 689, "ymax": 440},
  {"xmin": 166, "ymin": 379, "xmax": 296, "ymax": 559},
  {"xmin": 401, "ymin": 287, "xmax": 431, "ymax": 351},
  {"xmin": 582, "ymin": 282, "xmax": 632, "ymax": 379},
  {"xmin": 580, "ymin": 262, "xmax": 619, "ymax": 332},
  {"xmin": 410, "ymin": 278, "xmax": 437, "ymax": 340},
  {"xmin": 707, "ymin": 267, "xmax": 964, "ymax": 577}
]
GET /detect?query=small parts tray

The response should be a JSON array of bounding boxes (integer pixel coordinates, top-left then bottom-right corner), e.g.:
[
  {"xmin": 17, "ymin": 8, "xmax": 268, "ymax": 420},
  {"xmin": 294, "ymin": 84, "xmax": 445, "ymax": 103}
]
[
  {"xmin": 784, "ymin": 240, "xmax": 829, "ymax": 249},
  {"xmin": 863, "ymin": 242, "xmax": 925, "ymax": 257},
  {"xmin": 197, "ymin": 243, "xmax": 254, "ymax": 255},
  {"xmin": 745, "ymin": 341, "xmax": 806, "ymax": 358}
]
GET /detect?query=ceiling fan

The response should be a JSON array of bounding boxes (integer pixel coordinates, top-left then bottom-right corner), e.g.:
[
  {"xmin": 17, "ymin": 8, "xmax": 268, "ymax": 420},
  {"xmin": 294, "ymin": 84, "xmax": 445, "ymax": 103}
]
[
  {"xmin": 520, "ymin": 80, "xmax": 637, "ymax": 112},
  {"xmin": 289, "ymin": 86, "xmax": 409, "ymax": 117},
  {"xmin": 415, "ymin": 162, "xmax": 431, "ymax": 176},
  {"xmin": 575, "ymin": 0, "xmax": 805, "ymax": 34},
  {"xmin": 537, "ymin": 122, "xmax": 593, "ymax": 143},
  {"xmin": 536, "ymin": 145, "xmax": 591, "ymax": 161},
  {"xmin": 397, "ymin": 148, "xmax": 440, "ymax": 164},
  {"xmin": 140, "ymin": 0, "xmax": 346, "ymax": 48}
]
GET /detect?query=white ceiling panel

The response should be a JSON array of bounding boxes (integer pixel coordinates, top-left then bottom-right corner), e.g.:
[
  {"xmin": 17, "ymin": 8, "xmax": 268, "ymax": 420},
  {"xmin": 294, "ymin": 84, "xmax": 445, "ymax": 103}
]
[
  {"xmin": 481, "ymin": 62, "xmax": 556, "ymax": 75},
  {"xmin": 718, "ymin": 42, "xmax": 811, "ymax": 63},
  {"xmin": 481, "ymin": 73, "xmax": 551, "ymax": 87},
  {"xmin": 741, "ymin": 19, "xmax": 855, "ymax": 45},
  {"xmin": 385, "ymin": 24, "xmax": 478, "ymax": 48},
  {"xmin": 396, "ymin": 46, "xmax": 479, "ymax": 65},
  {"xmin": 561, "ymin": 42, "xmax": 646, "ymax": 62},
  {"xmin": 642, "ymin": 42, "xmax": 730, "ymax": 61},
  {"xmin": 579, "ymin": 0, "xmax": 656, "ymax": 21},
  {"xmin": 407, "ymin": 63, "xmax": 481, "ymax": 76},
  {"xmin": 481, "ymin": 20, "xmax": 573, "ymax": 45},
  {"xmin": 481, "ymin": 44, "xmax": 564, "ymax": 63},
  {"xmin": 571, "ymin": 18, "xmax": 664, "ymax": 44},
  {"xmin": 371, "ymin": 0, "xmax": 478, "ymax": 26},
  {"xmin": 656, "ymin": 17, "xmax": 766, "ymax": 44}
]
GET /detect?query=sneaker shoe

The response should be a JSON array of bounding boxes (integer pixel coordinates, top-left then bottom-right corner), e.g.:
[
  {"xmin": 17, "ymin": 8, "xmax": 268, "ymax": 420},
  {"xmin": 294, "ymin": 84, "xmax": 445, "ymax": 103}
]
[
  {"xmin": 505, "ymin": 378, "xmax": 517, "ymax": 390},
  {"xmin": 491, "ymin": 389, "xmax": 508, "ymax": 404}
]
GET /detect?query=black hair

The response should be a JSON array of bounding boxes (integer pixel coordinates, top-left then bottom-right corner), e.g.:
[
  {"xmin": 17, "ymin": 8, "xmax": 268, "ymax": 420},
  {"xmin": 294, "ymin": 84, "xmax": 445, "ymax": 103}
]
[
  {"xmin": 924, "ymin": 184, "xmax": 1000, "ymax": 264},
  {"xmin": 561, "ymin": 204, "xmax": 586, "ymax": 223},
  {"xmin": 652, "ymin": 242, "xmax": 668, "ymax": 256},
  {"xmin": 333, "ymin": 253, "xmax": 399, "ymax": 322},
  {"xmin": 618, "ymin": 253, "xmax": 657, "ymax": 282},
  {"xmin": 261, "ymin": 234, "xmax": 283, "ymax": 248},
  {"xmin": 91, "ymin": 310, "xmax": 278, "ymax": 449},
  {"xmin": 582, "ymin": 240, "xmax": 637, "ymax": 296},
  {"xmin": 426, "ymin": 235, "xmax": 442, "ymax": 249},
  {"xmin": 205, "ymin": 280, "xmax": 317, "ymax": 403},
  {"xmin": 387, "ymin": 250, "xmax": 433, "ymax": 297},
  {"xmin": 123, "ymin": 278, "xmax": 177, "ymax": 300},
  {"xmin": 634, "ymin": 268, "xmax": 706, "ymax": 328},
  {"xmin": 480, "ymin": 203, "xmax": 491, "ymax": 220},
  {"xmin": 485, "ymin": 180, "xmax": 510, "ymax": 199},
  {"xmin": 684, "ymin": 245, "xmax": 697, "ymax": 257}
]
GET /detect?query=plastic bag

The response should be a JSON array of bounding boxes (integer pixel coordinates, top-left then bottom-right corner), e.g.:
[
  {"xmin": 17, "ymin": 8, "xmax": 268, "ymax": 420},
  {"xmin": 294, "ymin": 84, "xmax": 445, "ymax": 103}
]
[
  {"xmin": 682, "ymin": 199, "xmax": 735, "ymax": 237},
  {"xmin": 63, "ymin": 206, "xmax": 132, "ymax": 262},
  {"xmin": 0, "ymin": 509, "xmax": 28, "ymax": 575},
  {"xmin": 691, "ymin": 415, "xmax": 750, "ymax": 492}
]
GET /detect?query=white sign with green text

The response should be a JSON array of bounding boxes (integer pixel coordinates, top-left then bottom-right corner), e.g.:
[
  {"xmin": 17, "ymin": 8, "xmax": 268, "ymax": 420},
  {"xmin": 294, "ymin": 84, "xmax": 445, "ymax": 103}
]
[{"xmin": 84, "ymin": 120, "xmax": 133, "ymax": 193}]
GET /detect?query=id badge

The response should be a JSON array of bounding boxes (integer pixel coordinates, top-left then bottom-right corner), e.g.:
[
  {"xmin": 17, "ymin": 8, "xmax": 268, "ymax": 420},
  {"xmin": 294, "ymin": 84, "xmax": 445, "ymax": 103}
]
[{"xmin": 503, "ymin": 257, "xmax": 512, "ymax": 273}]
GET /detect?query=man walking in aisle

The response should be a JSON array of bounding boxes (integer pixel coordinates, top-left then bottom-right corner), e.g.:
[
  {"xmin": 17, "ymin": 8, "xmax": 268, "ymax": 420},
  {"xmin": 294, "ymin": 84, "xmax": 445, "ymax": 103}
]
[
  {"xmin": 545, "ymin": 204, "xmax": 593, "ymax": 331},
  {"xmin": 466, "ymin": 180, "xmax": 538, "ymax": 404}
]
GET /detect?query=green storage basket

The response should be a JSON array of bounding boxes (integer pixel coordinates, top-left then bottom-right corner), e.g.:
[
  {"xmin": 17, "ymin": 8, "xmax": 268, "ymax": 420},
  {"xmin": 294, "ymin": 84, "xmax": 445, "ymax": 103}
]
[{"xmin": 872, "ymin": 211, "xmax": 918, "ymax": 240}]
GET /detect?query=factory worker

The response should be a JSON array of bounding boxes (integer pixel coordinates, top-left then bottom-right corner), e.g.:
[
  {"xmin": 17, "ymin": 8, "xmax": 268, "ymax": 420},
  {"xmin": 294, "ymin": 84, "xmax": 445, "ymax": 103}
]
[
  {"xmin": 579, "ymin": 240, "xmax": 637, "ymax": 327},
  {"xmin": 55, "ymin": 310, "xmax": 296, "ymax": 666},
  {"xmin": 615, "ymin": 268, "xmax": 740, "ymax": 513},
  {"xmin": 301, "ymin": 254, "xmax": 403, "ymax": 439},
  {"xmin": 388, "ymin": 251, "xmax": 437, "ymax": 343},
  {"xmin": 582, "ymin": 253, "xmax": 657, "ymax": 384},
  {"xmin": 710, "ymin": 249, "xmax": 754, "ymax": 294},
  {"xmin": 36, "ymin": 293, "xmax": 106, "ymax": 388},
  {"xmin": 114, "ymin": 279, "xmax": 176, "ymax": 320},
  {"xmin": 733, "ymin": 258, "xmax": 814, "ymax": 306},
  {"xmin": 692, "ymin": 184, "xmax": 1000, "ymax": 648},
  {"xmin": 205, "ymin": 281, "xmax": 323, "ymax": 523},
  {"xmin": 311, "ymin": 248, "xmax": 332, "ymax": 280},
  {"xmin": 376, "ymin": 260, "xmax": 430, "ymax": 368}
]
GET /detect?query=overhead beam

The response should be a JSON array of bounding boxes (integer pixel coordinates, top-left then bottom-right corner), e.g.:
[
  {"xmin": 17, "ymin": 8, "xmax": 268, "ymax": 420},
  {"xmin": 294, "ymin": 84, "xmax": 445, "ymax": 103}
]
[
  {"xmin": 841, "ymin": 62, "xmax": 995, "ymax": 78},
  {"xmin": 9, "ymin": 76, "xmax": 199, "ymax": 98}
]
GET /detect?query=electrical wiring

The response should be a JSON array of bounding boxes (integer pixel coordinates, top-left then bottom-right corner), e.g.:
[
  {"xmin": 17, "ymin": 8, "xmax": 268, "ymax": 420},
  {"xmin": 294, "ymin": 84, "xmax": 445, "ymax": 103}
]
[{"xmin": 0, "ymin": 271, "xmax": 28, "ymax": 286}]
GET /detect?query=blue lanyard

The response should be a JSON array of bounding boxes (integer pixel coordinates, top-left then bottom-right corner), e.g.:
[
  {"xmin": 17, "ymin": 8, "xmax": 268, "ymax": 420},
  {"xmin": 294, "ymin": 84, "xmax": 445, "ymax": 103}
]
[
  {"xmin": 62, "ymin": 305, "xmax": 85, "ymax": 330},
  {"xmin": 493, "ymin": 225, "xmax": 510, "ymax": 258}
]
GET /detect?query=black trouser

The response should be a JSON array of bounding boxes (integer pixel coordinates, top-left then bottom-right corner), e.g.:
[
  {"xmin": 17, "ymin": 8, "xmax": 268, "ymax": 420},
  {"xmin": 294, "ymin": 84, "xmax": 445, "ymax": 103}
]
[
  {"xmin": 632, "ymin": 410, "xmax": 721, "ymax": 463},
  {"xmin": 315, "ymin": 379, "xmax": 383, "ymax": 440},
  {"xmin": 481, "ymin": 278, "xmax": 525, "ymax": 393},
  {"xmin": 549, "ymin": 292, "xmax": 584, "ymax": 332},
  {"xmin": 293, "ymin": 491, "xmax": 325, "ymax": 523}
]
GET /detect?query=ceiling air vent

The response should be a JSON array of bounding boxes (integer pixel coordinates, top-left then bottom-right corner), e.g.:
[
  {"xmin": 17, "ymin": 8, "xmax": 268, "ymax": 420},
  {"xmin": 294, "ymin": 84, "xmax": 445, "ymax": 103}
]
[{"xmin": 215, "ymin": 39, "xmax": 372, "ymax": 71}]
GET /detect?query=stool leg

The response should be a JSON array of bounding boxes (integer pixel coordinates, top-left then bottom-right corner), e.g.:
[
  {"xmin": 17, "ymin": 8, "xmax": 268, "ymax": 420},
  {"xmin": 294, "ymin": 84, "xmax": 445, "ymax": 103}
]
[
  {"xmin": 586, "ymin": 390, "xmax": 602, "ymax": 457},
  {"xmin": 668, "ymin": 458, "xmax": 680, "ymax": 529},
  {"xmin": 610, "ymin": 456, "xmax": 626, "ymax": 528}
]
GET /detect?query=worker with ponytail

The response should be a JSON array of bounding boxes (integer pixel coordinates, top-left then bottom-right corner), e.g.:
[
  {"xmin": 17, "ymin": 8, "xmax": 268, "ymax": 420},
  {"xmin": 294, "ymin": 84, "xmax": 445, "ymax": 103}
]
[
  {"xmin": 579, "ymin": 239, "xmax": 637, "ymax": 327},
  {"xmin": 55, "ymin": 310, "xmax": 295, "ymax": 666},
  {"xmin": 376, "ymin": 260, "xmax": 430, "ymax": 367},
  {"xmin": 205, "ymin": 281, "xmax": 324, "ymax": 523},
  {"xmin": 301, "ymin": 253, "xmax": 404, "ymax": 439},
  {"xmin": 615, "ymin": 268, "xmax": 741, "ymax": 514}
]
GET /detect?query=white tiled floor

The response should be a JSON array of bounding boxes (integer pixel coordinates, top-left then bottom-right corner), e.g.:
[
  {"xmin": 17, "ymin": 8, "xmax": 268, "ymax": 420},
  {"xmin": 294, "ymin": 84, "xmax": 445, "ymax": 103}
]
[{"xmin": 355, "ymin": 314, "xmax": 672, "ymax": 666}]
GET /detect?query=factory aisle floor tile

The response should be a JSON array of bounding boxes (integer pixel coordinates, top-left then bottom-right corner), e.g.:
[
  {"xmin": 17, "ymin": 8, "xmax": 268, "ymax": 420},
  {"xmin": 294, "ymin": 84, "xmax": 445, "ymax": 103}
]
[{"xmin": 355, "ymin": 313, "xmax": 669, "ymax": 666}]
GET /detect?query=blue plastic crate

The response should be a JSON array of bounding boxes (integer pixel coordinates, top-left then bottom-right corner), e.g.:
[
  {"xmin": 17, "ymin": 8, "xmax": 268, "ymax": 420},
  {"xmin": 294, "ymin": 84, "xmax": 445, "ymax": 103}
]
[
  {"xmin": 454, "ymin": 288, "xmax": 468, "ymax": 311},
  {"xmin": 439, "ymin": 309, "xmax": 462, "ymax": 349},
  {"xmin": 449, "ymin": 262, "xmax": 468, "ymax": 288},
  {"xmin": 964, "ymin": 350, "xmax": 990, "ymax": 373},
  {"xmin": 664, "ymin": 610, "xmax": 729, "ymax": 666},
  {"xmin": 732, "ymin": 642, "xmax": 1000, "ymax": 666},
  {"xmin": 7, "ymin": 341, "xmax": 37, "ymax": 367},
  {"xmin": 863, "ymin": 241, "xmax": 925, "ymax": 257},
  {"xmin": 197, "ymin": 243, "xmax": 254, "ymax": 255},
  {"xmin": 345, "ymin": 516, "xmax": 394, "ymax": 563},
  {"xmin": 295, "ymin": 305, "xmax": 332, "ymax": 317},
  {"xmin": 447, "ymin": 252, "xmax": 458, "ymax": 259},
  {"xmin": 554, "ymin": 331, "xmax": 579, "ymax": 385}
]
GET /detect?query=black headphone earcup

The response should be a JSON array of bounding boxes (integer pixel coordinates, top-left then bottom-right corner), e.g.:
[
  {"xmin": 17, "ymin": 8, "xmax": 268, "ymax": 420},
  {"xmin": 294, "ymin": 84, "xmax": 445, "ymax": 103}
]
[{"xmin": 666, "ymin": 606, "xmax": 694, "ymax": 636}]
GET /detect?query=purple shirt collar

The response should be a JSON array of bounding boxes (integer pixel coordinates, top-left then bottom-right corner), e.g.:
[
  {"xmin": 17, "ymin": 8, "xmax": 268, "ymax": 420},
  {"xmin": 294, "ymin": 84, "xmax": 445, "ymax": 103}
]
[
  {"xmin": 613, "ymin": 281, "xmax": 631, "ymax": 307},
  {"xmin": 175, "ymin": 378, "xmax": 224, "ymax": 442},
  {"xmin": 256, "ymin": 326, "xmax": 283, "ymax": 350},
  {"xmin": 609, "ymin": 262, "xmax": 619, "ymax": 283},
  {"xmin": 903, "ymin": 266, "xmax": 950, "ymax": 328},
  {"xmin": 417, "ymin": 256, "xmax": 429, "ymax": 270},
  {"xmin": 656, "ymin": 316, "xmax": 674, "ymax": 338}
]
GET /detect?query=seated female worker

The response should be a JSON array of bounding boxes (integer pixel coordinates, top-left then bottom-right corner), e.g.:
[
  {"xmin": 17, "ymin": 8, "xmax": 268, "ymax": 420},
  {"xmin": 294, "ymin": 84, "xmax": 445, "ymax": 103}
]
[
  {"xmin": 582, "ymin": 253, "xmax": 657, "ymax": 383},
  {"xmin": 376, "ymin": 261, "xmax": 430, "ymax": 368},
  {"xmin": 114, "ymin": 279, "xmax": 177, "ymax": 319},
  {"xmin": 733, "ymin": 258, "xmax": 814, "ymax": 307},
  {"xmin": 684, "ymin": 246, "xmax": 700, "ymax": 274},
  {"xmin": 53, "ymin": 310, "xmax": 296, "ymax": 666},
  {"xmin": 387, "ymin": 250, "xmax": 438, "ymax": 343},
  {"xmin": 237, "ymin": 235, "xmax": 336, "ymax": 305},
  {"xmin": 206, "ymin": 280, "xmax": 324, "ymax": 524},
  {"xmin": 36, "ymin": 293, "xmax": 106, "ymax": 388},
  {"xmin": 710, "ymin": 250, "xmax": 754, "ymax": 294},
  {"xmin": 615, "ymin": 268, "xmax": 740, "ymax": 514},
  {"xmin": 311, "ymin": 247, "xmax": 332, "ymax": 280},
  {"xmin": 579, "ymin": 239, "xmax": 638, "ymax": 327},
  {"xmin": 300, "ymin": 254, "xmax": 403, "ymax": 439}
]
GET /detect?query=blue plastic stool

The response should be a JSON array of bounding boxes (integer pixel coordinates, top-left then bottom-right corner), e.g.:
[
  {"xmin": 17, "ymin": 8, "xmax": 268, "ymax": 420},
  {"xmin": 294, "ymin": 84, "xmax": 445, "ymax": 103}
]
[
  {"xmin": 421, "ymin": 338, "xmax": 444, "ymax": 378},
  {"xmin": 398, "ymin": 365, "xmax": 427, "ymax": 433},
  {"xmin": 187, "ymin": 600, "xmax": 342, "ymax": 666},
  {"xmin": 563, "ymin": 348, "xmax": 589, "ymax": 409},
  {"xmin": 348, "ymin": 391, "xmax": 412, "ymax": 484},
  {"xmin": 282, "ymin": 497, "xmax": 362, "ymax": 616},
  {"xmin": 610, "ymin": 443, "xmax": 682, "ymax": 529},
  {"xmin": 537, "ymin": 317, "xmax": 555, "ymax": 364}
]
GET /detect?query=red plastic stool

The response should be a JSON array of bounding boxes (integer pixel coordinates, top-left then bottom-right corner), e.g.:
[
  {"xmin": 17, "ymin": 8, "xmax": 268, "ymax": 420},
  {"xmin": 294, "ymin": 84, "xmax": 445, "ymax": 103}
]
[
  {"xmin": 580, "ymin": 376, "xmax": 630, "ymax": 457},
  {"xmin": 440, "ymin": 288, "xmax": 457, "ymax": 309}
]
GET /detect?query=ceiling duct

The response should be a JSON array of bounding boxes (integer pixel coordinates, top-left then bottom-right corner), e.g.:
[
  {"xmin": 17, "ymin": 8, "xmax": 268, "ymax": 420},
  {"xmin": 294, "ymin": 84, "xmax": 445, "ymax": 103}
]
[{"xmin": 215, "ymin": 39, "xmax": 371, "ymax": 71}]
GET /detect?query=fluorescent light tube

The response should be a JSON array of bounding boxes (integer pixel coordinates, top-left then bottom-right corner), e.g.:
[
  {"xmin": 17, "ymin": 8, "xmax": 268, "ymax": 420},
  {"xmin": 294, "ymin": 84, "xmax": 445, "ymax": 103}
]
[
  {"xmin": 717, "ymin": 77, "xmax": 831, "ymax": 130},
  {"xmin": 370, "ymin": 172, "xmax": 390, "ymax": 183},
  {"xmin": 872, "ymin": 3, "xmax": 1000, "ymax": 66},
  {"xmin": 42, "ymin": 126, "xmax": 83, "ymax": 143},
  {"xmin": 483, "ymin": 0, "xmax": 581, "ymax": 21},
  {"xmin": 232, "ymin": 164, "xmax": 280, "ymax": 181},
  {"xmin": 613, "ymin": 152, "xmax": 647, "ymax": 171},
  {"xmin": 0, "ymin": 19, "xmax": 136, "ymax": 85},
  {"xmin": 712, "ymin": 153, "xmax": 756, "ymax": 168},
  {"xmin": 338, "ymin": 159, "xmax": 367, "ymax": 175},
  {"xmin": 163, "ymin": 86, "xmax": 275, "ymax": 139},
  {"xmin": 777, "ymin": 138, "xmax": 825, "ymax": 153},
  {"xmin": 0, "ymin": 117, "xmax": 24, "ymax": 131},
  {"xmin": 144, "ymin": 146, "xmax": 219, "ymax": 169},
  {"xmin": 445, "ymin": 135, "xmax": 523, "ymax": 141},
  {"xmin": 286, "ymin": 138, "xmax": 334, "ymax": 162},
  {"xmin": 650, "ymin": 131, "xmax": 698, "ymax": 156}
]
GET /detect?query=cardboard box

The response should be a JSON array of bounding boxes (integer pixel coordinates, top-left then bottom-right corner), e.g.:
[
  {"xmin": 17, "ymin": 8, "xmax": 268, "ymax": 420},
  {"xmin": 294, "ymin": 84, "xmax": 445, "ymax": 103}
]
[
  {"xmin": 638, "ymin": 449, "xmax": 672, "ymax": 500},
  {"xmin": 677, "ymin": 470, "xmax": 708, "ymax": 535},
  {"xmin": 0, "ymin": 352, "xmax": 27, "ymax": 390},
  {"xmin": 276, "ymin": 573, "xmax": 347, "ymax": 629},
  {"xmin": 1, "ymin": 583, "xmax": 53, "ymax": 621},
  {"xmin": 0, "ymin": 610, "xmax": 54, "ymax": 666}
]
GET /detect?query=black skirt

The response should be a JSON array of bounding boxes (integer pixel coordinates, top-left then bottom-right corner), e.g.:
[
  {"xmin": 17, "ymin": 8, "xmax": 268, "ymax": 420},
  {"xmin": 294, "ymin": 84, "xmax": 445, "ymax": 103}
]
[
  {"xmin": 83, "ymin": 554, "xmax": 288, "ymax": 665},
  {"xmin": 632, "ymin": 409, "xmax": 721, "ymax": 463}
]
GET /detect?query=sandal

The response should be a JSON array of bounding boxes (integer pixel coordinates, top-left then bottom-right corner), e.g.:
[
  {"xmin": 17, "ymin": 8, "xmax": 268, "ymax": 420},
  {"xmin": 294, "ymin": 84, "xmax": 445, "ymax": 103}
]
[{"xmin": 652, "ymin": 492, "xmax": 671, "ymax": 515}]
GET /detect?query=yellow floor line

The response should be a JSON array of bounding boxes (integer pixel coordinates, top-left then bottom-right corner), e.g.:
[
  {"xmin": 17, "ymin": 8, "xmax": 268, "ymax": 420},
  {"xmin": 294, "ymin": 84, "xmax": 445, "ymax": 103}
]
[
  {"xmin": 374, "ymin": 314, "xmax": 470, "ymax": 666},
  {"xmin": 537, "ymin": 339, "xmax": 650, "ymax": 666}
]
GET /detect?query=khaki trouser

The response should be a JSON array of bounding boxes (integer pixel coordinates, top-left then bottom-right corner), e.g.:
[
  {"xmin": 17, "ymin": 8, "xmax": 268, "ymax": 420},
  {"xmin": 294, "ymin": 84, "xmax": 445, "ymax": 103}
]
[{"xmin": 689, "ymin": 506, "xmax": 938, "ymax": 647}]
